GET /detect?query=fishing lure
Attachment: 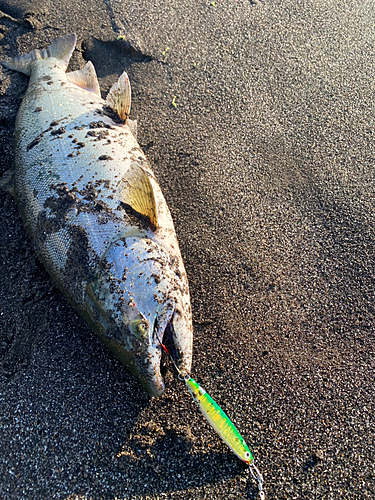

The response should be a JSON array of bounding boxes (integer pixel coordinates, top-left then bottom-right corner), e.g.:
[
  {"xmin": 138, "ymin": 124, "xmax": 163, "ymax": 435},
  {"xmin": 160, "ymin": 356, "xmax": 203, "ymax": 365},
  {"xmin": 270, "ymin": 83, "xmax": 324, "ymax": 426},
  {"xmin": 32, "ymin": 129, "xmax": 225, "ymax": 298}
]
[
  {"xmin": 159, "ymin": 342, "xmax": 265, "ymax": 498},
  {"xmin": 184, "ymin": 376, "xmax": 253, "ymax": 463}
]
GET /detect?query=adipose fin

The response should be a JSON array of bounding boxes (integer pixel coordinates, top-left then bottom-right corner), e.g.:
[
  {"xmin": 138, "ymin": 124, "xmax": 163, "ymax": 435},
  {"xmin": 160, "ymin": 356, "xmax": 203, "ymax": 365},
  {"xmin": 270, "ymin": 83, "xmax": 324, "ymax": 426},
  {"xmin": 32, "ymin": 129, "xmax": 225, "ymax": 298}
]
[{"xmin": 67, "ymin": 61, "xmax": 101, "ymax": 96}]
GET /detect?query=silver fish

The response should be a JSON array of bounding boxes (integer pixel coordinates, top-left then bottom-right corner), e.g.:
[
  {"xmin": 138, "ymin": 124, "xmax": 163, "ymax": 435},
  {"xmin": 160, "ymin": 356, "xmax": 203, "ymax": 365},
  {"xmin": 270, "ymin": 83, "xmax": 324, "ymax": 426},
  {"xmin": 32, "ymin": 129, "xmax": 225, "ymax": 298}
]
[{"xmin": 2, "ymin": 34, "xmax": 193, "ymax": 396}]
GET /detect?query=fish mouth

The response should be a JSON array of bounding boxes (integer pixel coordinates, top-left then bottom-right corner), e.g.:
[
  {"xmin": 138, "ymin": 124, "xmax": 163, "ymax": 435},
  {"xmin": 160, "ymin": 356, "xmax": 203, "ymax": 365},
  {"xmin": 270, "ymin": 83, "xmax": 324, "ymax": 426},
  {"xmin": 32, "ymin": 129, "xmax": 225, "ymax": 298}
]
[
  {"xmin": 153, "ymin": 299, "xmax": 178, "ymax": 363},
  {"xmin": 128, "ymin": 296, "xmax": 192, "ymax": 398},
  {"xmin": 125, "ymin": 302, "xmax": 188, "ymax": 398},
  {"xmin": 149, "ymin": 299, "xmax": 191, "ymax": 394},
  {"xmin": 161, "ymin": 319, "xmax": 184, "ymax": 372}
]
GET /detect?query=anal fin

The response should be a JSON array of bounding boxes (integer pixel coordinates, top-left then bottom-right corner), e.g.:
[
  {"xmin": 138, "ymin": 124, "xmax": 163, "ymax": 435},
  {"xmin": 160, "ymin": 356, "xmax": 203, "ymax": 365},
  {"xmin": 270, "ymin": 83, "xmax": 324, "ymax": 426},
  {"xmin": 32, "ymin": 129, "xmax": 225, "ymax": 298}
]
[
  {"xmin": 67, "ymin": 61, "xmax": 101, "ymax": 96},
  {"xmin": 106, "ymin": 71, "xmax": 131, "ymax": 122}
]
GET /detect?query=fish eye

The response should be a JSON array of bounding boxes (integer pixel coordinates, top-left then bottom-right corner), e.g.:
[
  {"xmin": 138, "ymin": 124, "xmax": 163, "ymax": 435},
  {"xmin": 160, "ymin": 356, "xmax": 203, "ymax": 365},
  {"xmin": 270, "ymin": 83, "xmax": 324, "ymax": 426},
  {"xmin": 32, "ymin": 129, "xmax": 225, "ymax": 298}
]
[{"xmin": 129, "ymin": 317, "xmax": 148, "ymax": 339}]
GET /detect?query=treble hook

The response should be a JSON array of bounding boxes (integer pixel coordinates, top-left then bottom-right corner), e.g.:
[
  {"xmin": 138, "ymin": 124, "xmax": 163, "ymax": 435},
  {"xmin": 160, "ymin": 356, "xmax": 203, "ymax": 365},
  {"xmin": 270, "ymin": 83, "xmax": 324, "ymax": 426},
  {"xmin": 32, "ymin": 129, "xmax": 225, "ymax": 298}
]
[{"xmin": 249, "ymin": 462, "xmax": 265, "ymax": 499}]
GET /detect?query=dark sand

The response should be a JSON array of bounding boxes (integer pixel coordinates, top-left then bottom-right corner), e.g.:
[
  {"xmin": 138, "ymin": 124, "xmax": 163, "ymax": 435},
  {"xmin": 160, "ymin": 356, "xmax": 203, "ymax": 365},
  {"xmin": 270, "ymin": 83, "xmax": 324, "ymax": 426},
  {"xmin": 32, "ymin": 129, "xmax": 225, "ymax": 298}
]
[{"xmin": 0, "ymin": 1, "xmax": 374, "ymax": 499}]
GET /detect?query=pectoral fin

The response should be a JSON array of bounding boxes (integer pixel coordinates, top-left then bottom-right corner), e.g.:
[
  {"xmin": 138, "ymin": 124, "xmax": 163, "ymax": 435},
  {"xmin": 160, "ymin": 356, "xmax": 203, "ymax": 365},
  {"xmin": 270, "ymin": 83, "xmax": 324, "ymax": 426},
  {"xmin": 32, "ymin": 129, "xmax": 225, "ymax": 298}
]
[
  {"xmin": 106, "ymin": 71, "xmax": 131, "ymax": 122},
  {"xmin": 118, "ymin": 162, "xmax": 158, "ymax": 231},
  {"xmin": 67, "ymin": 61, "xmax": 101, "ymax": 96}
]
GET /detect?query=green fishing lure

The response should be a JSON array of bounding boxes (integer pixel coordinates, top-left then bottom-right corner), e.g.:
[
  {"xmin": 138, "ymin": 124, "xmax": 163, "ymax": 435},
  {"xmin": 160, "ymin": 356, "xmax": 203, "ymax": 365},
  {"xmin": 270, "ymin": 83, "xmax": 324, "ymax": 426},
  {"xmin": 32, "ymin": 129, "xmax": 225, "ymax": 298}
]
[
  {"xmin": 184, "ymin": 375, "xmax": 265, "ymax": 499},
  {"xmin": 184, "ymin": 377, "xmax": 253, "ymax": 463}
]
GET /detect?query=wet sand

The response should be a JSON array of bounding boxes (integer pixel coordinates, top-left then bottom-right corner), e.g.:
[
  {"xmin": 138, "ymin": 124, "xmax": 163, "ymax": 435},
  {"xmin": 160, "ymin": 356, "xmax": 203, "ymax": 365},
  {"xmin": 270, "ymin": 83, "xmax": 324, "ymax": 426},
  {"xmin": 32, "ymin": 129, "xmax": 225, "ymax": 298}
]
[{"xmin": 0, "ymin": 1, "xmax": 374, "ymax": 499}]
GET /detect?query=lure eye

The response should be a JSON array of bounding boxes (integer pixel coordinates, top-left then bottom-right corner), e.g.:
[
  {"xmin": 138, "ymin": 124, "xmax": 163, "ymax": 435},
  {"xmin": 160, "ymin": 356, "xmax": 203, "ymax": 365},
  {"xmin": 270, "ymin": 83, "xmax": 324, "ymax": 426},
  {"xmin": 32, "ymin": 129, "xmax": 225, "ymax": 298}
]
[{"xmin": 244, "ymin": 451, "xmax": 251, "ymax": 461}]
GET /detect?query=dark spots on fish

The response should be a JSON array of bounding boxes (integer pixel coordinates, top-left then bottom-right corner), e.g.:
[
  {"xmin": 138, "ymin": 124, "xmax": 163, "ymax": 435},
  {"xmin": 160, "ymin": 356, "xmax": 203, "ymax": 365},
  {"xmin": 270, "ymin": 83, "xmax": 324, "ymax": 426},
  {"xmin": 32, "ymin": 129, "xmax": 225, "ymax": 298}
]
[
  {"xmin": 89, "ymin": 121, "xmax": 113, "ymax": 130},
  {"xmin": 27, "ymin": 136, "xmax": 42, "ymax": 151},
  {"xmin": 96, "ymin": 211, "xmax": 112, "ymax": 225},
  {"xmin": 42, "ymin": 75, "xmax": 52, "ymax": 81},
  {"xmin": 67, "ymin": 152, "xmax": 75, "ymax": 158},
  {"xmin": 169, "ymin": 255, "xmax": 177, "ymax": 266},
  {"xmin": 82, "ymin": 184, "xmax": 98, "ymax": 201},
  {"xmin": 42, "ymin": 127, "xmax": 53, "ymax": 135},
  {"xmin": 51, "ymin": 127, "xmax": 66, "ymax": 136},
  {"xmin": 44, "ymin": 185, "xmax": 77, "ymax": 221},
  {"xmin": 68, "ymin": 135, "xmax": 73, "ymax": 138},
  {"xmin": 69, "ymin": 140, "xmax": 85, "ymax": 154},
  {"xmin": 99, "ymin": 179, "xmax": 110, "ymax": 189},
  {"xmin": 86, "ymin": 129, "xmax": 109, "ymax": 141},
  {"xmin": 34, "ymin": 107, "xmax": 43, "ymax": 113},
  {"xmin": 64, "ymin": 225, "xmax": 98, "ymax": 303},
  {"xmin": 95, "ymin": 200, "xmax": 108, "ymax": 212},
  {"xmin": 74, "ymin": 126, "xmax": 85, "ymax": 130},
  {"xmin": 33, "ymin": 189, "xmax": 38, "ymax": 199},
  {"xmin": 43, "ymin": 182, "xmax": 113, "ymax": 237},
  {"xmin": 78, "ymin": 180, "xmax": 112, "ymax": 207},
  {"xmin": 50, "ymin": 120, "xmax": 60, "ymax": 127},
  {"xmin": 119, "ymin": 201, "xmax": 156, "ymax": 232},
  {"xmin": 61, "ymin": 82, "xmax": 66, "ymax": 86},
  {"xmin": 47, "ymin": 81, "xmax": 54, "ymax": 85},
  {"xmin": 98, "ymin": 155, "xmax": 113, "ymax": 161}
]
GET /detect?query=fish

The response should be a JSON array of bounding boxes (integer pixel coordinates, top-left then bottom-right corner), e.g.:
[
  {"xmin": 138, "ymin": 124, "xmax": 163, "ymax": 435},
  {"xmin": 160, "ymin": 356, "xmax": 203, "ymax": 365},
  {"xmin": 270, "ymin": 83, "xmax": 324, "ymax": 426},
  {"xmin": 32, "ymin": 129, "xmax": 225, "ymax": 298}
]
[{"xmin": 2, "ymin": 33, "xmax": 193, "ymax": 397}]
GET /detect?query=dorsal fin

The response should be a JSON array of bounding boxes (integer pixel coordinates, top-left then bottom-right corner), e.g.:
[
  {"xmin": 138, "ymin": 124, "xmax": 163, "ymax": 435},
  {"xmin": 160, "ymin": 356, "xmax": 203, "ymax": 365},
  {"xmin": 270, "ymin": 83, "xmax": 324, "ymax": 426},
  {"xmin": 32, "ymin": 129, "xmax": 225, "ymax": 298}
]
[
  {"xmin": 67, "ymin": 61, "xmax": 101, "ymax": 96},
  {"xmin": 118, "ymin": 162, "xmax": 158, "ymax": 231},
  {"xmin": 106, "ymin": 71, "xmax": 131, "ymax": 122}
]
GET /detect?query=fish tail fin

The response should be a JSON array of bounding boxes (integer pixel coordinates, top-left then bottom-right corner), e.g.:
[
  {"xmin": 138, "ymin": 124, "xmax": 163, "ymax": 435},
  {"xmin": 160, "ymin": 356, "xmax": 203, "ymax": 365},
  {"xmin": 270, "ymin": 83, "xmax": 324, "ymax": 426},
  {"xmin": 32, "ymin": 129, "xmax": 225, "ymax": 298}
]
[{"xmin": 2, "ymin": 33, "xmax": 77, "ymax": 75}]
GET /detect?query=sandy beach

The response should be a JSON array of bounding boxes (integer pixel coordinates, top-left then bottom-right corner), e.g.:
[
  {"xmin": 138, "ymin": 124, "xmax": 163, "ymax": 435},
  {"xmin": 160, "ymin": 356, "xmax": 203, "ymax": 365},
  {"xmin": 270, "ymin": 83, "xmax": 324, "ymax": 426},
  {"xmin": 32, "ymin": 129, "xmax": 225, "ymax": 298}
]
[{"xmin": 0, "ymin": 1, "xmax": 374, "ymax": 498}]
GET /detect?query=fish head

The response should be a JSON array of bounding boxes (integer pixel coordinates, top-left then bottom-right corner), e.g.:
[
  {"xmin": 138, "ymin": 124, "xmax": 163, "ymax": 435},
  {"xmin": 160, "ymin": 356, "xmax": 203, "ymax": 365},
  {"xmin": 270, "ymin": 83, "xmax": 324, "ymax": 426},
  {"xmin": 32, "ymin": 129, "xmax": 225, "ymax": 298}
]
[{"xmin": 86, "ymin": 235, "xmax": 193, "ymax": 397}]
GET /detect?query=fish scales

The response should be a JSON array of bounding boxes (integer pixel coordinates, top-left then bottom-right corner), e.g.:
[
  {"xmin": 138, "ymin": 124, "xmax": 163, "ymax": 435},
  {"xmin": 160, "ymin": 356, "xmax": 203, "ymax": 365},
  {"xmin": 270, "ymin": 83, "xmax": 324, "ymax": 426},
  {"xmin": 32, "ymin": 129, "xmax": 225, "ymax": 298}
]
[{"xmin": 3, "ymin": 34, "xmax": 193, "ymax": 396}]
